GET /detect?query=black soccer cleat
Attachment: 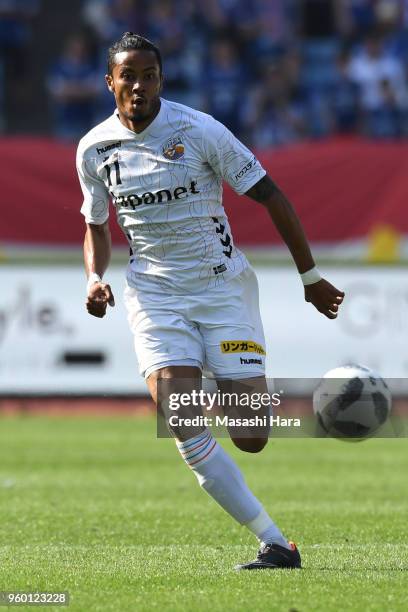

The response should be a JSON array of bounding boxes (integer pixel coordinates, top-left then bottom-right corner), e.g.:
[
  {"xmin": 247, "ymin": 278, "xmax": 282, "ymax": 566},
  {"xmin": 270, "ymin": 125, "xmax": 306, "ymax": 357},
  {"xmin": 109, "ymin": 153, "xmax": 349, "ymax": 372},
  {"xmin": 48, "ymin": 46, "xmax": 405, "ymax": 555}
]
[{"xmin": 235, "ymin": 541, "xmax": 301, "ymax": 570}]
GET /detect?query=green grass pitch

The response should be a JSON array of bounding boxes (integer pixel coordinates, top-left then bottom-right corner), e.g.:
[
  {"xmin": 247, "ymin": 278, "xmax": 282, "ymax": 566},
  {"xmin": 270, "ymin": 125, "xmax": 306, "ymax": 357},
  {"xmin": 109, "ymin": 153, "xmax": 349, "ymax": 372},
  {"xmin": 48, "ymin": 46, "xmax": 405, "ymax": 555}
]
[{"xmin": 0, "ymin": 415, "xmax": 407, "ymax": 611}]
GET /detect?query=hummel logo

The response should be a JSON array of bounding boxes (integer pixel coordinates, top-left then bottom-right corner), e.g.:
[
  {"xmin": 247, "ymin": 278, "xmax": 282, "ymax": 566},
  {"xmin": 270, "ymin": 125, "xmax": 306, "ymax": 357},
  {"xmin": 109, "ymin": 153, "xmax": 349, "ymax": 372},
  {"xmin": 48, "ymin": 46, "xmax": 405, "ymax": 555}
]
[
  {"xmin": 240, "ymin": 357, "xmax": 262, "ymax": 365},
  {"xmin": 96, "ymin": 141, "xmax": 122, "ymax": 155}
]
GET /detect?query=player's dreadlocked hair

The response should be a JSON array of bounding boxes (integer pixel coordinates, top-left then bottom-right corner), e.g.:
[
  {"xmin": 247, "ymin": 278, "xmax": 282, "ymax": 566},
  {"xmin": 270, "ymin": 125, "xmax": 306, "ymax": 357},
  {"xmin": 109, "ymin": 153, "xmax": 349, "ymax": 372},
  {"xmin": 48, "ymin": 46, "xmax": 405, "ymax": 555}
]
[{"xmin": 107, "ymin": 32, "xmax": 162, "ymax": 75}]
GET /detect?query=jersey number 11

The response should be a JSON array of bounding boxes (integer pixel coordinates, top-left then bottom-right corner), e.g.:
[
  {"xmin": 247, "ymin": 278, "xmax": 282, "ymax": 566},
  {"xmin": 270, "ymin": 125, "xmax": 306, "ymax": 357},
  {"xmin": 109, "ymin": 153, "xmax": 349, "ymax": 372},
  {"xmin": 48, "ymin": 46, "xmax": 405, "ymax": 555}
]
[{"xmin": 103, "ymin": 158, "xmax": 122, "ymax": 188}]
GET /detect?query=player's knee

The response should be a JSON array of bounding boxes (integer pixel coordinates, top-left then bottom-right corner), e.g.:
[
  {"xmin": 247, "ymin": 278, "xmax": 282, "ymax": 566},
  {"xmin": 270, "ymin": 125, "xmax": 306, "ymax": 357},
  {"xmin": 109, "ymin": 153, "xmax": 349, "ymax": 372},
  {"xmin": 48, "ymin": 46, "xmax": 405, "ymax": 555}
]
[{"xmin": 231, "ymin": 437, "xmax": 268, "ymax": 453}]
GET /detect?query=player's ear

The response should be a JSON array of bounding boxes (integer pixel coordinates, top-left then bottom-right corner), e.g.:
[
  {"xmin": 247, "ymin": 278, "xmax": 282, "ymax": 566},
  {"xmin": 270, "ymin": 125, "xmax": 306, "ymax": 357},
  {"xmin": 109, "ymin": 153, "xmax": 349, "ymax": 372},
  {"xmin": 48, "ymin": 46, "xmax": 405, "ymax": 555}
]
[
  {"xmin": 159, "ymin": 72, "xmax": 164, "ymax": 94},
  {"xmin": 105, "ymin": 74, "xmax": 115, "ymax": 93}
]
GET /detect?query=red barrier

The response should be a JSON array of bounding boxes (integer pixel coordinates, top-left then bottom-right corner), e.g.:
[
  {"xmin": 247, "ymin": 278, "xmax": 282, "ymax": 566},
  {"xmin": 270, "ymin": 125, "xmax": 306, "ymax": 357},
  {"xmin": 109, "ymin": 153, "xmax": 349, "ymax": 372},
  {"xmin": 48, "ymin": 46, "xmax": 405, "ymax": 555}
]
[{"xmin": 2, "ymin": 137, "xmax": 408, "ymax": 246}]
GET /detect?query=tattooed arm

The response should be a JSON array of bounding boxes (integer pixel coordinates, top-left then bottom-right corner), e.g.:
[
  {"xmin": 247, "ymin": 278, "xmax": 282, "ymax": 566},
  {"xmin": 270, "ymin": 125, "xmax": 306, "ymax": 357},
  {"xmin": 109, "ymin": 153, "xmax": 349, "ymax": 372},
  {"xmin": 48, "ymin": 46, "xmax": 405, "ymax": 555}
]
[{"xmin": 245, "ymin": 175, "xmax": 345, "ymax": 319}]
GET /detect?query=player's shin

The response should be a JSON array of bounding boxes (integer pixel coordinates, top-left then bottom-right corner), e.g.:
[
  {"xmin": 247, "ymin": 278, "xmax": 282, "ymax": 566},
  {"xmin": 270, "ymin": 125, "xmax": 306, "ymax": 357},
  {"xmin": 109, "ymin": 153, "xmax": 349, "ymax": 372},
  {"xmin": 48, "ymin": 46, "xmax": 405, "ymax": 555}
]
[{"xmin": 176, "ymin": 429, "xmax": 290, "ymax": 548}]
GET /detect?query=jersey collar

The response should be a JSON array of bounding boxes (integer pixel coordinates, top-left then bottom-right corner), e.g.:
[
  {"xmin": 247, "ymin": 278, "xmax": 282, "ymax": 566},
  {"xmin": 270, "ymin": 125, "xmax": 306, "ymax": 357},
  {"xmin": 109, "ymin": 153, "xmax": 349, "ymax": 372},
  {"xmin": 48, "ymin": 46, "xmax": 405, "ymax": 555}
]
[{"xmin": 112, "ymin": 98, "xmax": 165, "ymax": 140}]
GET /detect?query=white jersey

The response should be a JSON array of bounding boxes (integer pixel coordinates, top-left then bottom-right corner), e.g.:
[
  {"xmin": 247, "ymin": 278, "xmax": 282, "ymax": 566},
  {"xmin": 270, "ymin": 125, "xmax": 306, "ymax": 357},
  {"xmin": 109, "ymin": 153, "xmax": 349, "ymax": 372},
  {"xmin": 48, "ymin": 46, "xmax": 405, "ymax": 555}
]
[{"xmin": 77, "ymin": 98, "xmax": 266, "ymax": 293}]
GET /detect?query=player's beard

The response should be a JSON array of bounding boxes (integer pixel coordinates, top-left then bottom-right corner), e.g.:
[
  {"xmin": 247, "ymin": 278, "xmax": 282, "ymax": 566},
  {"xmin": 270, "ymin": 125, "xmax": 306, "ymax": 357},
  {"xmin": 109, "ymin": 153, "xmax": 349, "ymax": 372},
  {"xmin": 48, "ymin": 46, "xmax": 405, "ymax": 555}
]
[
  {"xmin": 127, "ymin": 109, "xmax": 146, "ymax": 121},
  {"xmin": 127, "ymin": 97, "xmax": 160, "ymax": 122}
]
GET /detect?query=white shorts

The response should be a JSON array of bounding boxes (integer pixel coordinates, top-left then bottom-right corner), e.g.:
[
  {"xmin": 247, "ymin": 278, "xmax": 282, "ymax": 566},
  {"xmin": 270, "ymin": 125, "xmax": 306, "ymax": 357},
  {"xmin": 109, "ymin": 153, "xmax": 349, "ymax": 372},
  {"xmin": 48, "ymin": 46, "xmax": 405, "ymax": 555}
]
[{"xmin": 123, "ymin": 266, "xmax": 266, "ymax": 379}]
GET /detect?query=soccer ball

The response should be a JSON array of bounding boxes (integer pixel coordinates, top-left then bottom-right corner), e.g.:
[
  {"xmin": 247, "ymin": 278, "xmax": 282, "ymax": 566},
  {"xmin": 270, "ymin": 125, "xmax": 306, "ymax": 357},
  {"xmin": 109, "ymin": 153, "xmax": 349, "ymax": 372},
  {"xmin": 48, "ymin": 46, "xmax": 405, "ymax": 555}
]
[{"xmin": 313, "ymin": 364, "xmax": 392, "ymax": 440}]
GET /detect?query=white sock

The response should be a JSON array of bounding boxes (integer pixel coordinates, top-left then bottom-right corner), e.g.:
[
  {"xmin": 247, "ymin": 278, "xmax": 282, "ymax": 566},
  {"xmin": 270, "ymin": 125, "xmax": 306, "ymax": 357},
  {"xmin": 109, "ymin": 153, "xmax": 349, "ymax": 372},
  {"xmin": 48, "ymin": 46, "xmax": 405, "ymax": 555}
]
[
  {"xmin": 176, "ymin": 429, "xmax": 289, "ymax": 547},
  {"xmin": 245, "ymin": 507, "xmax": 290, "ymax": 548}
]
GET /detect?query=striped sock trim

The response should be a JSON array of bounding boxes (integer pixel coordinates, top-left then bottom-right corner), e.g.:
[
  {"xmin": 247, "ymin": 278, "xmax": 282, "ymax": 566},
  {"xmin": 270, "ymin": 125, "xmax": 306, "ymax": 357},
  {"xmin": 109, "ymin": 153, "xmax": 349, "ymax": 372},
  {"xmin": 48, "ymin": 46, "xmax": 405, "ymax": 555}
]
[
  {"xmin": 178, "ymin": 430, "xmax": 209, "ymax": 450},
  {"xmin": 177, "ymin": 430, "xmax": 218, "ymax": 468},
  {"xmin": 179, "ymin": 432, "xmax": 211, "ymax": 459},
  {"xmin": 189, "ymin": 439, "xmax": 217, "ymax": 466}
]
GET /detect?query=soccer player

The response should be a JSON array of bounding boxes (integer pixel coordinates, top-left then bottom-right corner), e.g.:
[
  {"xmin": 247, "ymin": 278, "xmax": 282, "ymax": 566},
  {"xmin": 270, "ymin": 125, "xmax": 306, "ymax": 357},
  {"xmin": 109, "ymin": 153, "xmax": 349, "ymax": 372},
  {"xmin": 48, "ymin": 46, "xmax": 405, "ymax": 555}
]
[{"xmin": 76, "ymin": 33, "xmax": 345, "ymax": 570}]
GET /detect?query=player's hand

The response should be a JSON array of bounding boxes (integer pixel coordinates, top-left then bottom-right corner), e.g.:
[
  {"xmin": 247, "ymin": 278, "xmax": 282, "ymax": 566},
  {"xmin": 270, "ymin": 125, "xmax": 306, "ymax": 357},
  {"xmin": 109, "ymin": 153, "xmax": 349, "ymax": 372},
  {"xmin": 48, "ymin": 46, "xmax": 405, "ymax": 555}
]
[
  {"xmin": 86, "ymin": 282, "xmax": 115, "ymax": 318},
  {"xmin": 304, "ymin": 278, "xmax": 345, "ymax": 319}
]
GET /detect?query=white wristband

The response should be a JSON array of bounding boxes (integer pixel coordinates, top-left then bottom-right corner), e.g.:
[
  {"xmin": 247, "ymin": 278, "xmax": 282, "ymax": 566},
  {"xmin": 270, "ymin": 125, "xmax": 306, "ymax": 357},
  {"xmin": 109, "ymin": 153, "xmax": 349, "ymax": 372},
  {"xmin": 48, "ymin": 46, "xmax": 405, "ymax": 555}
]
[
  {"xmin": 300, "ymin": 266, "xmax": 322, "ymax": 286},
  {"xmin": 87, "ymin": 272, "xmax": 102, "ymax": 294}
]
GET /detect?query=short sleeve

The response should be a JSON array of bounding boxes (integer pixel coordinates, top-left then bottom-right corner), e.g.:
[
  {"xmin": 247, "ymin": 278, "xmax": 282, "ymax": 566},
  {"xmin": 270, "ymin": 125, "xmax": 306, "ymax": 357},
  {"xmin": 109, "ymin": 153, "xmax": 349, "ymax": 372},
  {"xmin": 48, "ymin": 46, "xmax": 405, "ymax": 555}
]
[
  {"xmin": 76, "ymin": 146, "xmax": 110, "ymax": 224},
  {"xmin": 202, "ymin": 116, "xmax": 266, "ymax": 195}
]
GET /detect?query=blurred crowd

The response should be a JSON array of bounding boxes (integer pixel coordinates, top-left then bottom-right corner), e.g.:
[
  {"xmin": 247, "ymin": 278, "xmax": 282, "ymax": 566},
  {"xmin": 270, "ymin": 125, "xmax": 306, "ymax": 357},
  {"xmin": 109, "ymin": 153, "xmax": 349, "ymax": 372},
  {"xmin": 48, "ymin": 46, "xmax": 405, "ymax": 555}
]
[
  {"xmin": 1, "ymin": 0, "xmax": 408, "ymax": 146},
  {"xmin": 0, "ymin": 0, "xmax": 40, "ymax": 131}
]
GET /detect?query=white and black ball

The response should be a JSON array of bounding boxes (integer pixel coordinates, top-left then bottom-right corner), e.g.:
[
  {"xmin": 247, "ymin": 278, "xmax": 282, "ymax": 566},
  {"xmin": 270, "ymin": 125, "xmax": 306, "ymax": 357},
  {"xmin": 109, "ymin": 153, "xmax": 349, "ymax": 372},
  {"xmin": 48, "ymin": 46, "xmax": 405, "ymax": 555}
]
[{"xmin": 313, "ymin": 365, "xmax": 392, "ymax": 440}]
